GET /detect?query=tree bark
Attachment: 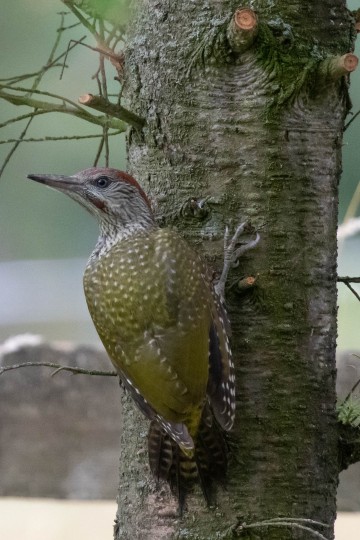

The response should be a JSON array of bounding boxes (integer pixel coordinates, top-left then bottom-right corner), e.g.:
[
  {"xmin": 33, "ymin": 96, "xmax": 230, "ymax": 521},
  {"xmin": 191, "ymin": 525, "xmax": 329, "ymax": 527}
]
[{"xmin": 115, "ymin": 1, "xmax": 356, "ymax": 538}]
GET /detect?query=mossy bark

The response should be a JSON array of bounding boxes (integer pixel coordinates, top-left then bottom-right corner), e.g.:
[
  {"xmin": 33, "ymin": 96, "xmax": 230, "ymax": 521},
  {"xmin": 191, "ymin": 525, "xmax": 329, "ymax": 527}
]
[{"xmin": 115, "ymin": 1, "xmax": 355, "ymax": 538}]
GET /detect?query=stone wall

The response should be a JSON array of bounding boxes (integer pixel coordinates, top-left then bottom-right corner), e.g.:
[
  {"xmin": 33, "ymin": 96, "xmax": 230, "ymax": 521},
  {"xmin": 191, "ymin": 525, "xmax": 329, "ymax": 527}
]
[
  {"xmin": 0, "ymin": 337, "xmax": 121, "ymax": 499},
  {"xmin": 1, "ymin": 337, "xmax": 359, "ymax": 509}
]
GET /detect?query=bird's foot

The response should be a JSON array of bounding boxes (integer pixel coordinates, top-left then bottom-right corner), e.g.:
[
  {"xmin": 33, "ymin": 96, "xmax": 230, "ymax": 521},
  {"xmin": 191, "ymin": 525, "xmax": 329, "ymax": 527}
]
[{"xmin": 214, "ymin": 222, "xmax": 260, "ymax": 302}]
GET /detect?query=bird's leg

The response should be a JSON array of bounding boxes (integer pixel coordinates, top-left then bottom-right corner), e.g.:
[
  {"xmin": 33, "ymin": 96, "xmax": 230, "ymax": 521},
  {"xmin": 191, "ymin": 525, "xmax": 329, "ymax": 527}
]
[{"xmin": 214, "ymin": 222, "xmax": 260, "ymax": 302}]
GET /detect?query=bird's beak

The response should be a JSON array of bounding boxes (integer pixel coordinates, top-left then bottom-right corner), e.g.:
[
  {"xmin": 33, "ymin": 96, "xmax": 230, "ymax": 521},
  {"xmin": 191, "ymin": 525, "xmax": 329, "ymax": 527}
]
[{"xmin": 27, "ymin": 174, "xmax": 81, "ymax": 192}]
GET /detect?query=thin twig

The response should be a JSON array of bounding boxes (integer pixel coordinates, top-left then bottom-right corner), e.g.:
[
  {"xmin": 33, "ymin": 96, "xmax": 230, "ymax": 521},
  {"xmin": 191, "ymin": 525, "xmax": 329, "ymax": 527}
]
[
  {"xmin": 0, "ymin": 12, "xmax": 79, "ymax": 179},
  {"xmin": 343, "ymin": 375, "xmax": 360, "ymax": 404},
  {"xmin": 0, "ymin": 34, "xmax": 86, "ymax": 88},
  {"xmin": 337, "ymin": 276, "xmax": 360, "ymax": 283},
  {"xmin": 0, "ymin": 114, "xmax": 36, "ymax": 178},
  {"xmin": 60, "ymin": 19, "xmax": 83, "ymax": 31},
  {"xmin": 0, "ymin": 131, "xmax": 121, "ymax": 144},
  {"xmin": 104, "ymin": 126, "xmax": 110, "ymax": 166},
  {"xmin": 106, "ymin": 24, "xmax": 122, "ymax": 47},
  {"xmin": 345, "ymin": 109, "xmax": 360, "ymax": 130},
  {"xmin": 0, "ymin": 8, "xmax": 126, "ymax": 176},
  {"xmin": 92, "ymin": 19, "xmax": 107, "ymax": 167},
  {"xmin": 342, "ymin": 281, "xmax": 360, "ymax": 302},
  {"xmin": 31, "ymin": 11, "xmax": 67, "ymax": 91},
  {"xmin": 0, "ymin": 361, "xmax": 117, "ymax": 378},
  {"xmin": 0, "ymin": 110, "xmax": 50, "ymax": 129},
  {"xmin": 99, "ymin": 36, "xmax": 108, "ymax": 99},
  {"xmin": 93, "ymin": 65, "xmax": 103, "ymax": 95},
  {"xmin": 93, "ymin": 134, "xmax": 105, "ymax": 166},
  {"xmin": 62, "ymin": 0, "xmax": 101, "ymax": 41},
  {"xmin": 337, "ymin": 276, "xmax": 360, "ymax": 302},
  {"xmin": 1, "ymin": 68, "xmax": 62, "ymax": 86},
  {"xmin": 0, "ymin": 72, "xmax": 41, "ymax": 82},
  {"xmin": 60, "ymin": 38, "xmax": 90, "ymax": 79},
  {"xmin": 264, "ymin": 517, "xmax": 329, "ymax": 527},
  {"xmin": 63, "ymin": 39, "xmax": 123, "ymax": 70},
  {"xmin": 98, "ymin": 28, "xmax": 110, "ymax": 167},
  {"xmin": 237, "ymin": 520, "xmax": 329, "ymax": 539},
  {"xmin": 46, "ymin": 34, "xmax": 87, "ymax": 73}
]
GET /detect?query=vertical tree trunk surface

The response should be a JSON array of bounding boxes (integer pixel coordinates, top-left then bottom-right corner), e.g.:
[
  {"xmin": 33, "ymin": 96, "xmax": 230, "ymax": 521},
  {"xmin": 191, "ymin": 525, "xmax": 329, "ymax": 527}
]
[{"xmin": 115, "ymin": 1, "xmax": 355, "ymax": 538}]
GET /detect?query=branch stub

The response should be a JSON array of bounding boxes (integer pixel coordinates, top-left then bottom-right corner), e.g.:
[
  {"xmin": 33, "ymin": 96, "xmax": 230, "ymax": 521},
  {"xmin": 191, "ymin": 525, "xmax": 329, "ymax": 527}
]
[
  {"xmin": 79, "ymin": 93, "xmax": 93, "ymax": 105},
  {"xmin": 342, "ymin": 53, "xmax": 358, "ymax": 73},
  {"xmin": 234, "ymin": 8, "xmax": 257, "ymax": 31},
  {"xmin": 318, "ymin": 53, "xmax": 359, "ymax": 81},
  {"xmin": 227, "ymin": 7, "xmax": 258, "ymax": 54}
]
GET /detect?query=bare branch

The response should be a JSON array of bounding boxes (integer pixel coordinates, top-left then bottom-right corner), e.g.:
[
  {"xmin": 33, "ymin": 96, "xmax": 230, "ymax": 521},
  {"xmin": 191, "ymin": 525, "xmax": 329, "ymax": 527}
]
[
  {"xmin": 0, "ymin": 16, "xmax": 89, "ymax": 179},
  {"xmin": 60, "ymin": 38, "xmax": 124, "ymax": 80},
  {"xmin": 0, "ymin": 110, "xmax": 50, "ymax": 129},
  {"xmin": 0, "ymin": 89, "xmax": 127, "ymax": 131},
  {"xmin": 341, "ymin": 280, "xmax": 360, "ymax": 302},
  {"xmin": 1, "ymin": 70, "xmax": 60, "ymax": 85},
  {"xmin": 93, "ymin": 133, "xmax": 105, "ymax": 166},
  {"xmin": 235, "ymin": 519, "xmax": 330, "ymax": 539},
  {"xmin": 62, "ymin": 0, "xmax": 101, "ymax": 41},
  {"xmin": 104, "ymin": 126, "xmax": 110, "ymax": 166},
  {"xmin": 0, "ymin": 84, "xmax": 87, "ymax": 113},
  {"xmin": 0, "ymin": 37, "xmax": 87, "ymax": 87},
  {"xmin": 265, "ymin": 517, "xmax": 329, "ymax": 527},
  {"xmin": 31, "ymin": 11, "xmax": 67, "ymax": 91},
  {"xmin": 0, "ymin": 114, "xmax": 35, "ymax": 178},
  {"xmin": 0, "ymin": 132, "xmax": 121, "ymax": 144},
  {"xmin": 61, "ymin": 0, "xmax": 125, "ymax": 66},
  {"xmin": 343, "ymin": 374, "xmax": 360, "ymax": 404},
  {"xmin": 79, "ymin": 93, "xmax": 145, "ymax": 129},
  {"xmin": 345, "ymin": 109, "xmax": 360, "ymax": 130},
  {"xmin": 0, "ymin": 8, "xmax": 127, "ymax": 175},
  {"xmin": 337, "ymin": 275, "xmax": 360, "ymax": 303},
  {"xmin": 0, "ymin": 361, "xmax": 117, "ymax": 378},
  {"xmin": 337, "ymin": 276, "xmax": 360, "ymax": 283}
]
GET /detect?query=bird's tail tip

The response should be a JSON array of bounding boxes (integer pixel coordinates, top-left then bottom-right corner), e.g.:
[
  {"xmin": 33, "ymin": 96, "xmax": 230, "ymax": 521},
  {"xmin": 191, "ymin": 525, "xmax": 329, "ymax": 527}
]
[{"xmin": 148, "ymin": 407, "xmax": 228, "ymax": 512}]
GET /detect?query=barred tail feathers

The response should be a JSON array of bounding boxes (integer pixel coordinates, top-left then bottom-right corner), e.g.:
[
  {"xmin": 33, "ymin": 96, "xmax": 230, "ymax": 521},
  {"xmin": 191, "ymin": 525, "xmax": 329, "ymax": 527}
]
[{"xmin": 148, "ymin": 405, "xmax": 227, "ymax": 509}]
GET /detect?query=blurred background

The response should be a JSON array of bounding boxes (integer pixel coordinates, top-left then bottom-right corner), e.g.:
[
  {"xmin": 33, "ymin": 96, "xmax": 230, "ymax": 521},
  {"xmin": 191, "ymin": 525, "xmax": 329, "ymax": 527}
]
[
  {"xmin": 0, "ymin": 2, "xmax": 359, "ymax": 348},
  {"xmin": 0, "ymin": 1, "xmax": 360, "ymax": 539}
]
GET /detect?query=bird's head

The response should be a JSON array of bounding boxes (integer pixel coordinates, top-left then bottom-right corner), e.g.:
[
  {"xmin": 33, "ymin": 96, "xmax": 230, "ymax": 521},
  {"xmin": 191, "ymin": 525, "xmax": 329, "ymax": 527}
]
[{"xmin": 27, "ymin": 167, "xmax": 155, "ymax": 236}]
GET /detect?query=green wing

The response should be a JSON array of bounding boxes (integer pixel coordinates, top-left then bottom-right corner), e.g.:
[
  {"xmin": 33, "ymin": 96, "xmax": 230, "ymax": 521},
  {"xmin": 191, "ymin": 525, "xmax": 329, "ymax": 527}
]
[
  {"xmin": 114, "ymin": 229, "xmax": 212, "ymax": 426},
  {"xmin": 84, "ymin": 227, "xmax": 235, "ymax": 444}
]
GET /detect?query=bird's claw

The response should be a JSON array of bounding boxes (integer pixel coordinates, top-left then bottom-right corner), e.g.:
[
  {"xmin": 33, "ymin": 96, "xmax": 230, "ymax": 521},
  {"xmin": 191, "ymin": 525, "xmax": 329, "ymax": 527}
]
[{"xmin": 215, "ymin": 222, "xmax": 260, "ymax": 302}]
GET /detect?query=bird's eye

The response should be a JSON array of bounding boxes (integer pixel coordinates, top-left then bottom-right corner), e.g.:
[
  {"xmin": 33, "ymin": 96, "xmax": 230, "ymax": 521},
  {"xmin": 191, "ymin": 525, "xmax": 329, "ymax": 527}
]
[{"xmin": 95, "ymin": 176, "xmax": 110, "ymax": 188}]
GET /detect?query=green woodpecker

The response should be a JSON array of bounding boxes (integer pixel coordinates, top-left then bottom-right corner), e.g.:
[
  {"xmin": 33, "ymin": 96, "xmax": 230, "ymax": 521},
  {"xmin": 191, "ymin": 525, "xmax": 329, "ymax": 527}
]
[{"xmin": 27, "ymin": 167, "xmax": 259, "ymax": 508}]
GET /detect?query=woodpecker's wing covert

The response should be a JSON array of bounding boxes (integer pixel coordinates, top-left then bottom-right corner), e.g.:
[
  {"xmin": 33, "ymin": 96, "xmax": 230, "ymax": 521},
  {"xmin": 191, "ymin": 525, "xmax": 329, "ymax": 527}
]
[{"xmin": 207, "ymin": 294, "xmax": 236, "ymax": 431}]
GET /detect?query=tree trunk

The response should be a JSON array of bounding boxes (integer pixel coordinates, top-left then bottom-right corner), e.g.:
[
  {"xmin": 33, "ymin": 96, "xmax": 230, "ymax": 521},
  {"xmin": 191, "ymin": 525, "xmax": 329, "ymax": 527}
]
[{"xmin": 115, "ymin": 1, "xmax": 356, "ymax": 538}]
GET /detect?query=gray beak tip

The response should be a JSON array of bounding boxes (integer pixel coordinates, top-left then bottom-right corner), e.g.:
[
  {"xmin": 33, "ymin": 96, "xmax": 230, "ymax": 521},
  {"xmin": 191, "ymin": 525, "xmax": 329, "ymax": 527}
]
[
  {"xmin": 27, "ymin": 174, "xmax": 46, "ymax": 184},
  {"xmin": 26, "ymin": 174, "xmax": 79, "ymax": 190}
]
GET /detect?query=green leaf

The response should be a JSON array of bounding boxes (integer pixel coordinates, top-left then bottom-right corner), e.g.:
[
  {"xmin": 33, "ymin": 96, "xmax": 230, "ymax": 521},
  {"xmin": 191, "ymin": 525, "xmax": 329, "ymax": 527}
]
[{"xmin": 72, "ymin": 0, "xmax": 133, "ymax": 25}]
